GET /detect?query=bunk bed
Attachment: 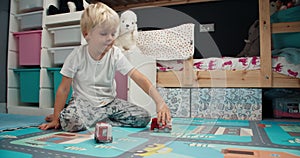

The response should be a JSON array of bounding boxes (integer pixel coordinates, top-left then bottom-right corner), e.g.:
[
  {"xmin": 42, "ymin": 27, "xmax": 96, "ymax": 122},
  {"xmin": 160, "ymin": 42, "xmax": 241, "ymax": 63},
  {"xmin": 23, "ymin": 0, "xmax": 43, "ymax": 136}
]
[
  {"xmin": 156, "ymin": 0, "xmax": 300, "ymax": 88},
  {"xmin": 106, "ymin": 0, "xmax": 300, "ymax": 88}
]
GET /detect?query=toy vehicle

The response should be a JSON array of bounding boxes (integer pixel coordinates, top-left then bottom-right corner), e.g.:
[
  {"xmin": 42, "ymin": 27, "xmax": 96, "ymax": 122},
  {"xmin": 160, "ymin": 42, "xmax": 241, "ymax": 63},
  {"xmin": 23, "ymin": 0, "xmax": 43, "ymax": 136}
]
[
  {"xmin": 150, "ymin": 118, "xmax": 172, "ymax": 133},
  {"xmin": 94, "ymin": 122, "xmax": 113, "ymax": 143}
]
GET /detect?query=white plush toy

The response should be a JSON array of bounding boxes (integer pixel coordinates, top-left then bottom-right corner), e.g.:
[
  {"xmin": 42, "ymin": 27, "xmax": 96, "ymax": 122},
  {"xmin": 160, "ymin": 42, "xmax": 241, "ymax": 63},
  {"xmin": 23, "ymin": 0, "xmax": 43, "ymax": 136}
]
[
  {"xmin": 69, "ymin": 0, "xmax": 89, "ymax": 11},
  {"xmin": 114, "ymin": 10, "xmax": 138, "ymax": 51}
]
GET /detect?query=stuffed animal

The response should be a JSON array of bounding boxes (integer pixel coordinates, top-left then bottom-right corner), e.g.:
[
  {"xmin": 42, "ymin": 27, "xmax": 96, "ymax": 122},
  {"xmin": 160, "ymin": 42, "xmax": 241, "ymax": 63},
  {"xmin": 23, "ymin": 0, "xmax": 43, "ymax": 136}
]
[
  {"xmin": 237, "ymin": 20, "xmax": 260, "ymax": 57},
  {"xmin": 270, "ymin": 1, "xmax": 278, "ymax": 15},
  {"xmin": 47, "ymin": 0, "xmax": 86, "ymax": 15},
  {"xmin": 273, "ymin": 0, "xmax": 299, "ymax": 11},
  {"xmin": 114, "ymin": 10, "xmax": 138, "ymax": 52}
]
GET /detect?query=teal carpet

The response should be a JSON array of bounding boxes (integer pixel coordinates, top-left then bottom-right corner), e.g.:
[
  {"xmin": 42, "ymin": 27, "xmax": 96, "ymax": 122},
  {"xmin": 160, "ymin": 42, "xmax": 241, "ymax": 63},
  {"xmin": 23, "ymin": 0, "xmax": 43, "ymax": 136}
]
[{"xmin": 0, "ymin": 113, "xmax": 45, "ymax": 131}]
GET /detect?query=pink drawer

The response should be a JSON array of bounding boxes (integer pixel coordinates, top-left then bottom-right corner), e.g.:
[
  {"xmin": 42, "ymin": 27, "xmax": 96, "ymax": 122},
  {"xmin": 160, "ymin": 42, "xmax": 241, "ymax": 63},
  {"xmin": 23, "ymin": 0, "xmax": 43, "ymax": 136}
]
[{"xmin": 13, "ymin": 30, "xmax": 42, "ymax": 66}]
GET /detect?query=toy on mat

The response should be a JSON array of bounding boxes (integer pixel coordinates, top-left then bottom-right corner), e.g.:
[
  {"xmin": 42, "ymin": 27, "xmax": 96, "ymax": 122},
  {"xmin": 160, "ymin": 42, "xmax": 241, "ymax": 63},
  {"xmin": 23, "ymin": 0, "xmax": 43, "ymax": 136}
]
[
  {"xmin": 94, "ymin": 122, "xmax": 113, "ymax": 143},
  {"xmin": 150, "ymin": 118, "xmax": 172, "ymax": 133}
]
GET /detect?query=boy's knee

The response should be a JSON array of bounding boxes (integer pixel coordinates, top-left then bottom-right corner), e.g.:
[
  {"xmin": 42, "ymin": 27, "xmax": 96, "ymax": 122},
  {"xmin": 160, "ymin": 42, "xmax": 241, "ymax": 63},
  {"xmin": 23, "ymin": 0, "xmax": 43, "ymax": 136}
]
[{"xmin": 59, "ymin": 110, "xmax": 86, "ymax": 132}]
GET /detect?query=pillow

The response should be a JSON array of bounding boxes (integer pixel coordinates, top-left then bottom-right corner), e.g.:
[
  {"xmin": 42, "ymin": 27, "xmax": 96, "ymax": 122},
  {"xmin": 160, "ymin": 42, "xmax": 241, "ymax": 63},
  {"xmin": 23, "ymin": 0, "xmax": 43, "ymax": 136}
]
[{"xmin": 136, "ymin": 23, "xmax": 195, "ymax": 60}]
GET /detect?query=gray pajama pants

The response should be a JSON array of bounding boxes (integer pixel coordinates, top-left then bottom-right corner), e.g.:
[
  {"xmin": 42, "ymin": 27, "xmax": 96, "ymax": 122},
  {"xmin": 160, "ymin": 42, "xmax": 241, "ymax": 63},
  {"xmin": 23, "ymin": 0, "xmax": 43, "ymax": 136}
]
[{"xmin": 59, "ymin": 98, "xmax": 151, "ymax": 132}]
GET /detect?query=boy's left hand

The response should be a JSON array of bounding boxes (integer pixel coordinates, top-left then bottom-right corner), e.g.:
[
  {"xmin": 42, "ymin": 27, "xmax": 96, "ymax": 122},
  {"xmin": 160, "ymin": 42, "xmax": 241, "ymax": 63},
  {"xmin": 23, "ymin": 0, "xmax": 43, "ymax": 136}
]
[{"xmin": 157, "ymin": 103, "xmax": 171, "ymax": 125}]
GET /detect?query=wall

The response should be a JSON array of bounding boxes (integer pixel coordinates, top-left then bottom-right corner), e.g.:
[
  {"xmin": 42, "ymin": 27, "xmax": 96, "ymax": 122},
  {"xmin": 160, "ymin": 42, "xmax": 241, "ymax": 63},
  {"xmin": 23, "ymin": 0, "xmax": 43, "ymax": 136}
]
[
  {"xmin": 170, "ymin": 0, "xmax": 258, "ymax": 58},
  {"xmin": 134, "ymin": 0, "xmax": 258, "ymax": 58},
  {"xmin": 0, "ymin": 0, "xmax": 9, "ymax": 113}
]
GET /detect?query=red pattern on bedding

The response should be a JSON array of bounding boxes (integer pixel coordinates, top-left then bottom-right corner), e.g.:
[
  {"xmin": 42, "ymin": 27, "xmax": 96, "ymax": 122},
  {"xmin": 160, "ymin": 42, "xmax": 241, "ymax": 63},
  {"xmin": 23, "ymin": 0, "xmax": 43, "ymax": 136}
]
[
  {"xmin": 157, "ymin": 56, "xmax": 300, "ymax": 78},
  {"xmin": 274, "ymin": 63, "xmax": 283, "ymax": 72},
  {"xmin": 288, "ymin": 69, "xmax": 298, "ymax": 77},
  {"xmin": 272, "ymin": 56, "xmax": 300, "ymax": 78}
]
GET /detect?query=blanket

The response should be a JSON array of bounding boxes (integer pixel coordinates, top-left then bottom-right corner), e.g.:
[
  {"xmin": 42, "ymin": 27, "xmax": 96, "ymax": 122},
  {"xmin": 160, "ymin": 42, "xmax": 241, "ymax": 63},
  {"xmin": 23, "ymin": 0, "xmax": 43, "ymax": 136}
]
[{"xmin": 272, "ymin": 47, "xmax": 300, "ymax": 65}]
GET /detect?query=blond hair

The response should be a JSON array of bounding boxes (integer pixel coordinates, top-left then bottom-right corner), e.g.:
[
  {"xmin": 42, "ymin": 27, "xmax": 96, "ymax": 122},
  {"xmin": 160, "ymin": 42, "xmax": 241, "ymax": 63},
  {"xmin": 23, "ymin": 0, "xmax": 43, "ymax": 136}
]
[{"xmin": 80, "ymin": 2, "xmax": 119, "ymax": 36}]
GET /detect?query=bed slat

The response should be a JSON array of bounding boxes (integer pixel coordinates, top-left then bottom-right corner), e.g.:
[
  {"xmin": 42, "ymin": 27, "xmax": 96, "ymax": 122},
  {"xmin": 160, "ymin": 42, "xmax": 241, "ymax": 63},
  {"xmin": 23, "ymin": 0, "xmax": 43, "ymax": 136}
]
[
  {"xmin": 273, "ymin": 72, "xmax": 300, "ymax": 87},
  {"xmin": 157, "ymin": 70, "xmax": 300, "ymax": 88},
  {"xmin": 272, "ymin": 21, "xmax": 300, "ymax": 34},
  {"xmin": 157, "ymin": 70, "xmax": 262, "ymax": 88}
]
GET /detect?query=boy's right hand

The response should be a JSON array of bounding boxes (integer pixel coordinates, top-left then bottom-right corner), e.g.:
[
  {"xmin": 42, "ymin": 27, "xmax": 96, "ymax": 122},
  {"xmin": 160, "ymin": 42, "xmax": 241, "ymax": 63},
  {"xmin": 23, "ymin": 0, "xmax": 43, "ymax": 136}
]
[{"xmin": 38, "ymin": 120, "xmax": 60, "ymax": 130}]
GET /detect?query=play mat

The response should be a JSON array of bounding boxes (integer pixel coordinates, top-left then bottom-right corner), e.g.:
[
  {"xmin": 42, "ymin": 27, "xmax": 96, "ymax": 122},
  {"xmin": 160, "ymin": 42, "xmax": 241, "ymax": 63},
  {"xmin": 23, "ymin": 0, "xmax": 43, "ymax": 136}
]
[{"xmin": 1, "ymin": 115, "xmax": 300, "ymax": 158}]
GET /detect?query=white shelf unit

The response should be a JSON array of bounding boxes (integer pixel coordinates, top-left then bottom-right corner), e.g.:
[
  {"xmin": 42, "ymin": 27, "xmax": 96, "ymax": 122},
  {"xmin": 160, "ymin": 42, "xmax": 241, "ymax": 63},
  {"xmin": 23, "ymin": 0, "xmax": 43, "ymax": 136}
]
[
  {"xmin": 7, "ymin": 0, "xmax": 51, "ymax": 115},
  {"xmin": 7, "ymin": 0, "xmax": 84, "ymax": 116}
]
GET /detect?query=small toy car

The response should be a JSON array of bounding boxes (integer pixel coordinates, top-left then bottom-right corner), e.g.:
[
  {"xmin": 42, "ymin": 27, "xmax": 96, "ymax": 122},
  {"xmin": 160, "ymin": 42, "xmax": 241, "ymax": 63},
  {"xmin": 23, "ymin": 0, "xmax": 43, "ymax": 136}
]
[
  {"xmin": 94, "ymin": 122, "xmax": 113, "ymax": 143},
  {"xmin": 150, "ymin": 118, "xmax": 172, "ymax": 133}
]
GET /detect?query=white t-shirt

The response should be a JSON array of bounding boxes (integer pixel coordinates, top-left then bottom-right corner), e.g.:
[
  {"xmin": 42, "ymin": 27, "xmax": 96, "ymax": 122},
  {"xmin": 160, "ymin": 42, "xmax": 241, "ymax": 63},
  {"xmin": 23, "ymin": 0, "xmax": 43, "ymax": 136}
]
[{"xmin": 60, "ymin": 44, "xmax": 134, "ymax": 106}]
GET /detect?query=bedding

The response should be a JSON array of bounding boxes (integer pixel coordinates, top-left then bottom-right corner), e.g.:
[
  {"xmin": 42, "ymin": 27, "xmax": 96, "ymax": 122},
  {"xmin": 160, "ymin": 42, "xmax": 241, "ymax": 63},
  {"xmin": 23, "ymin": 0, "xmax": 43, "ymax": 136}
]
[
  {"xmin": 137, "ymin": 23, "xmax": 195, "ymax": 60},
  {"xmin": 157, "ymin": 56, "xmax": 300, "ymax": 78}
]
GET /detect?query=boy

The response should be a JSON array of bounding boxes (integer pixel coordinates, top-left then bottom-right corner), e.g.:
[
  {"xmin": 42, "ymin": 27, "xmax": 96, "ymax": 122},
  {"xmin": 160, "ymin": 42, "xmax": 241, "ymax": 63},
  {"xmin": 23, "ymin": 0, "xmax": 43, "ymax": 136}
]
[{"xmin": 39, "ymin": 2, "xmax": 171, "ymax": 132}]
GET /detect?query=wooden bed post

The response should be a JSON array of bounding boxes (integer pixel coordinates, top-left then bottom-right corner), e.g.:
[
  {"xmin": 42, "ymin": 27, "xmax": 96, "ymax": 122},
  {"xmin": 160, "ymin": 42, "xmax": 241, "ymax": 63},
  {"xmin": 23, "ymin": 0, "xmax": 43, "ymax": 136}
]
[
  {"xmin": 183, "ymin": 57, "xmax": 194, "ymax": 86},
  {"xmin": 259, "ymin": 0, "xmax": 272, "ymax": 87}
]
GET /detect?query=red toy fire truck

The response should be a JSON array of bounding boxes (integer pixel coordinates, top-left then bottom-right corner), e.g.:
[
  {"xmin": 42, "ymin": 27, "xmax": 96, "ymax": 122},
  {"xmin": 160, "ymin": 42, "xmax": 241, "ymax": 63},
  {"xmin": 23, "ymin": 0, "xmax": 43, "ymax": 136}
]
[
  {"xmin": 150, "ymin": 118, "xmax": 172, "ymax": 133},
  {"xmin": 94, "ymin": 122, "xmax": 113, "ymax": 143}
]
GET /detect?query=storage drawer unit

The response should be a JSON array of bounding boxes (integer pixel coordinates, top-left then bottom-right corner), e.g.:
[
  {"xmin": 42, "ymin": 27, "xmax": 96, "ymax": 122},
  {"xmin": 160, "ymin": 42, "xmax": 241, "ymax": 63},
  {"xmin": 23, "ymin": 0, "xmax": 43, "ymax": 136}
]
[
  {"xmin": 13, "ymin": 30, "xmax": 42, "ymax": 66},
  {"xmin": 48, "ymin": 46, "xmax": 75, "ymax": 65},
  {"xmin": 13, "ymin": 68, "xmax": 40, "ymax": 103},
  {"xmin": 47, "ymin": 68, "xmax": 72, "ymax": 104},
  {"xmin": 17, "ymin": 0, "xmax": 43, "ymax": 13},
  {"xmin": 48, "ymin": 25, "xmax": 81, "ymax": 46},
  {"xmin": 16, "ymin": 11, "xmax": 43, "ymax": 31}
]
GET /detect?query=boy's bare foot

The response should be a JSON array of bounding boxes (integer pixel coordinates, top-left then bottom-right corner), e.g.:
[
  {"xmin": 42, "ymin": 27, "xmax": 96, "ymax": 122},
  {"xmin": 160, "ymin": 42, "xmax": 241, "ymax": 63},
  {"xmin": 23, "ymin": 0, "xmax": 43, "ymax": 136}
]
[{"xmin": 45, "ymin": 114, "xmax": 54, "ymax": 122}]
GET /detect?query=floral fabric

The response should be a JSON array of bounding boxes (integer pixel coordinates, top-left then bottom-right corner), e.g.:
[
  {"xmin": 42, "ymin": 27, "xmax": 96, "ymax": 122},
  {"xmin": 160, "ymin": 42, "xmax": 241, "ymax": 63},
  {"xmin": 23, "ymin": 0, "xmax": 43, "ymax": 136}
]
[
  {"xmin": 158, "ymin": 88, "xmax": 262, "ymax": 120},
  {"xmin": 191, "ymin": 88, "xmax": 262, "ymax": 120}
]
